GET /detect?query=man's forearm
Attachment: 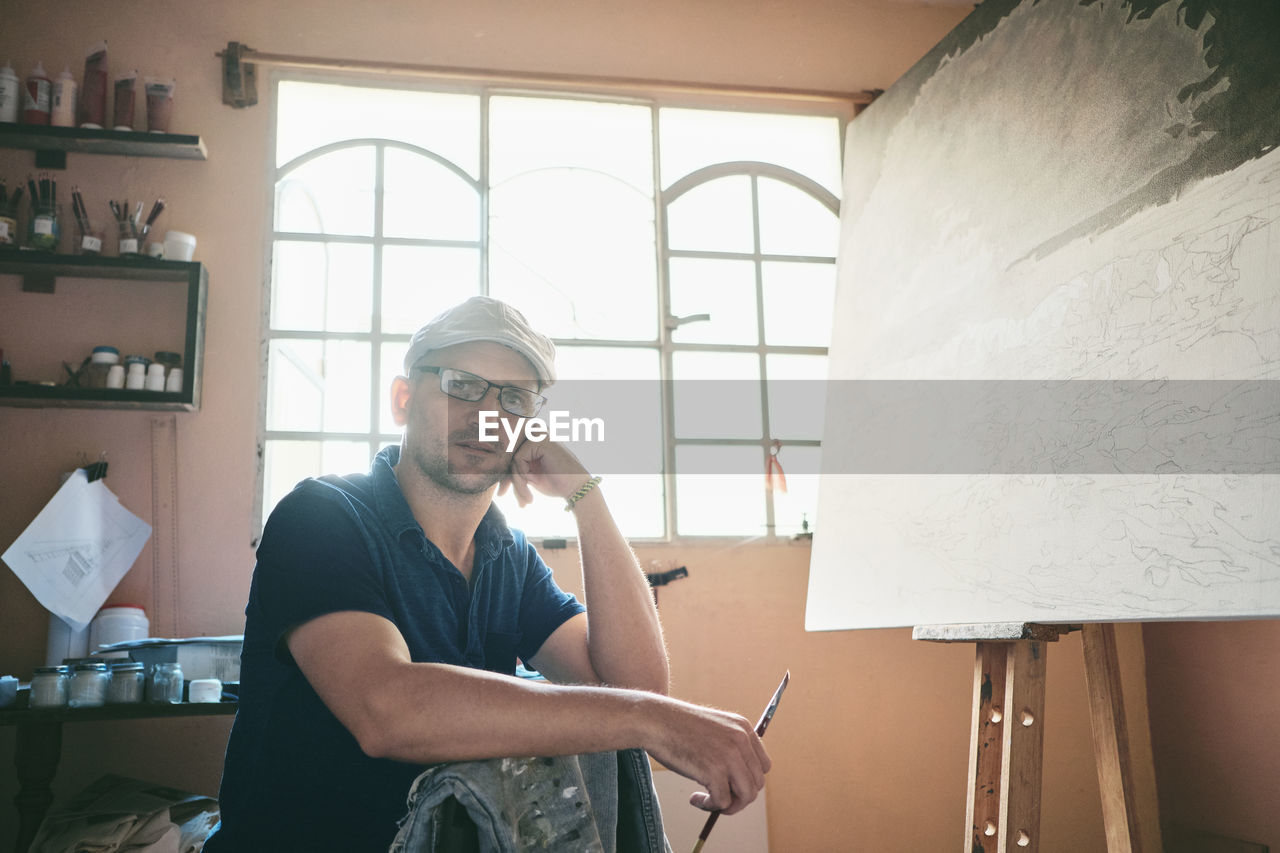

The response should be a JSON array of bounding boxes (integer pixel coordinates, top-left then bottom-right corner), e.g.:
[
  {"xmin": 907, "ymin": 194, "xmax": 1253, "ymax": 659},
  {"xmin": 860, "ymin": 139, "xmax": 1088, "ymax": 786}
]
[
  {"xmin": 362, "ymin": 662, "xmax": 653, "ymax": 763},
  {"xmin": 571, "ymin": 485, "xmax": 670, "ymax": 692}
]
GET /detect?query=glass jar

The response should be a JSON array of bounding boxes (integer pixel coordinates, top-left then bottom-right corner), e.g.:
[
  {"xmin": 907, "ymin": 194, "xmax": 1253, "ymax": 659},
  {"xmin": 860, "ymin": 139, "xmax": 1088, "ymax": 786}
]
[
  {"xmin": 30, "ymin": 665, "xmax": 70, "ymax": 709},
  {"xmin": 86, "ymin": 346, "xmax": 120, "ymax": 389},
  {"xmin": 69, "ymin": 662, "xmax": 109, "ymax": 708},
  {"xmin": 147, "ymin": 661, "xmax": 183, "ymax": 703},
  {"xmin": 26, "ymin": 201, "xmax": 60, "ymax": 252},
  {"xmin": 106, "ymin": 661, "xmax": 146, "ymax": 704}
]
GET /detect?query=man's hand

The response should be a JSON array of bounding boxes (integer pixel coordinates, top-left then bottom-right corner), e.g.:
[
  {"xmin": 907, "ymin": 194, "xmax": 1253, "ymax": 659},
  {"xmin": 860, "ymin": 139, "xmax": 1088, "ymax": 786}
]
[
  {"xmin": 499, "ymin": 438, "xmax": 591, "ymax": 507},
  {"xmin": 640, "ymin": 695, "xmax": 772, "ymax": 815}
]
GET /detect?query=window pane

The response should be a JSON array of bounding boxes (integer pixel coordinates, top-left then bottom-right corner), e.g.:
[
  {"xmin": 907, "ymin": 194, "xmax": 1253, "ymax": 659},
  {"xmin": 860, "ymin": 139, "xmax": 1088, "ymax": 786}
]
[
  {"xmin": 263, "ymin": 439, "xmax": 375, "ymax": 521},
  {"xmin": 489, "ymin": 167, "xmax": 657, "ymax": 340},
  {"xmin": 489, "ymin": 96, "xmax": 654, "ymax": 191},
  {"xmin": 671, "ymin": 351, "xmax": 761, "ymax": 440},
  {"xmin": 546, "ymin": 348, "xmax": 663, "ymax": 479},
  {"xmin": 660, "ymin": 108, "xmax": 843, "ymax": 197},
  {"xmin": 762, "ymin": 261, "xmax": 837, "ymax": 347},
  {"xmin": 383, "ymin": 147, "xmax": 480, "ymax": 241},
  {"xmin": 668, "ymin": 258, "xmax": 758, "ymax": 345},
  {"xmin": 757, "ymin": 177, "xmax": 838, "ymax": 257},
  {"xmin": 770, "ymin": 445, "xmax": 821, "ymax": 537},
  {"xmin": 675, "ymin": 446, "xmax": 767, "ymax": 536},
  {"xmin": 267, "ymin": 339, "xmax": 372, "ymax": 432},
  {"xmin": 381, "ymin": 246, "xmax": 480, "ymax": 335},
  {"xmin": 766, "ymin": 354, "xmax": 828, "ymax": 442},
  {"xmin": 276, "ymin": 146, "xmax": 376, "ymax": 236},
  {"xmin": 496, "ymin": 474, "xmax": 665, "ymax": 540},
  {"xmin": 665, "ymin": 176, "xmax": 754, "ymax": 254},
  {"xmin": 379, "ymin": 342, "xmax": 406, "ymax": 436},
  {"xmin": 272, "ymin": 241, "xmax": 373, "ymax": 332},
  {"xmin": 277, "ymin": 81, "xmax": 479, "ymax": 176}
]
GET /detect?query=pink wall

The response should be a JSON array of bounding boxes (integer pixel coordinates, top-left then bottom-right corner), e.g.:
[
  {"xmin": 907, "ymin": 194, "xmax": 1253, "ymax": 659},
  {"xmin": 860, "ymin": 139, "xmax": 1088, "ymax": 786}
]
[{"xmin": 2, "ymin": 1, "xmax": 1276, "ymax": 850}]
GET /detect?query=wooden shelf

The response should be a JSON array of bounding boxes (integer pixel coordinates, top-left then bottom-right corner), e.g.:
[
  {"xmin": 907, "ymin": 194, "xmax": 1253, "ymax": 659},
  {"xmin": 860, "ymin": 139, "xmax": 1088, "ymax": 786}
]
[
  {"xmin": 0, "ymin": 700, "xmax": 237, "ymax": 726},
  {"xmin": 0, "ymin": 254, "xmax": 207, "ymax": 411},
  {"xmin": 0, "ymin": 123, "xmax": 207, "ymax": 163}
]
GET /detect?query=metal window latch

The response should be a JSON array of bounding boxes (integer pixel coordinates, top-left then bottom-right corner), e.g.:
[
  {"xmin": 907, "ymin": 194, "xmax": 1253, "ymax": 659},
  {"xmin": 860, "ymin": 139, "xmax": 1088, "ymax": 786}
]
[{"xmin": 663, "ymin": 313, "xmax": 711, "ymax": 330}]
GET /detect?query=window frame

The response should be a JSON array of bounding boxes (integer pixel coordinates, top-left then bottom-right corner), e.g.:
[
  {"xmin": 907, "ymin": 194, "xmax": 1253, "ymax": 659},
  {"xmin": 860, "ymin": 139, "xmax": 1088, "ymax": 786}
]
[{"xmin": 257, "ymin": 69, "xmax": 852, "ymax": 545}]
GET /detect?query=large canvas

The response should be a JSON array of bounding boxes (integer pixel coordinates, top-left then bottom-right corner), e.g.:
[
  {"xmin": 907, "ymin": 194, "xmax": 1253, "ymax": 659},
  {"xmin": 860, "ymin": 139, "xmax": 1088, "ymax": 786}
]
[{"xmin": 806, "ymin": 0, "xmax": 1280, "ymax": 630}]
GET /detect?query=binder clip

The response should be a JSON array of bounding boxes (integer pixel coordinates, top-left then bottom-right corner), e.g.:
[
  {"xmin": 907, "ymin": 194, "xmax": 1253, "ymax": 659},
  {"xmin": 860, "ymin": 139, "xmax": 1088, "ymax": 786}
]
[{"xmin": 82, "ymin": 452, "xmax": 109, "ymax": 483}]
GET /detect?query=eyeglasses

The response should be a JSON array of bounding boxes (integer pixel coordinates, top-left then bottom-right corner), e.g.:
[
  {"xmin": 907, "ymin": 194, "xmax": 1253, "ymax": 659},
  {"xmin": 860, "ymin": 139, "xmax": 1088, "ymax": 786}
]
[{"xmin": 412, "ymin": 365, "xmax": 547, "ymax": 418}]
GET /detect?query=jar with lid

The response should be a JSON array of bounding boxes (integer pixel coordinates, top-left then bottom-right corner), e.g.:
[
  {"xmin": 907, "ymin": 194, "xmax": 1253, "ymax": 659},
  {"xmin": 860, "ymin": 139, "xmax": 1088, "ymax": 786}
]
[
  {"xmin": 147, "ymin": 661, "xmax": 183, "ymax": 703},
  {"xmin": 30, "ymin": 665, "xmax": 70, "ymax": 708},
  {"xmin": 86, "ymin": 346, "xmax": 120, "ymax": 389},
  {"xmin": 89, "ymin": 604, "xmax": 149, "ymax": 657},
  {"xmin": 69, "ymin": 662, "xmax": 109, "ymax": 708},
  {"xmin": 106, "ymin": 661, "xmax": 146, "ymax": 704}
]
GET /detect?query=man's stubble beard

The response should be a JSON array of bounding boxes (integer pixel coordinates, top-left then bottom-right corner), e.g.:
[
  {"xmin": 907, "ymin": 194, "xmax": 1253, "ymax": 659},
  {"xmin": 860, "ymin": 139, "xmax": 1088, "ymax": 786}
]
[{"xmin": 408, "ymin": 427, "xmax": 510, "ymax": 496}]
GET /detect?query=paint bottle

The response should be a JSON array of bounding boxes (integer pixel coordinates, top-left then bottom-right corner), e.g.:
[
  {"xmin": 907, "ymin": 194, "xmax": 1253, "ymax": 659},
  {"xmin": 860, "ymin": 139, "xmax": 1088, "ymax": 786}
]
[
  {"xmin": 0, "ymin": 62, "xmax": 20, "ymax": 123},
  {"xmin": 51, "ymin": 67, "xmax": 77, "ymax": 127},
  {"xmin": 22, "ymin": 62, "xmax": 51, "ymax": 125}
]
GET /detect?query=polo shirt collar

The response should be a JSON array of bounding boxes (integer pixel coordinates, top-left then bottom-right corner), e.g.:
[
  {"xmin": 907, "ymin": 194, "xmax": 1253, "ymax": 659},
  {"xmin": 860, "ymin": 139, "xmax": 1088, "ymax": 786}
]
[{"xmin": 371, "ymin": 445, "xmax": 516, "ymax": 556}]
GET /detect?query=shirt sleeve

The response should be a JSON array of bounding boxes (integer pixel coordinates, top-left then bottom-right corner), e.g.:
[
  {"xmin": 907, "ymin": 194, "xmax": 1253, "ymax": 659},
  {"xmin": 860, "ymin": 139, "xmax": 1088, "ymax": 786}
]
[
  {"xmin": 252, "ymin": 482, "xmax": 395, "ymax": 664},
  {"xmin": 514, "ymin": 539, "xmax": 585, "ymax": 662}
]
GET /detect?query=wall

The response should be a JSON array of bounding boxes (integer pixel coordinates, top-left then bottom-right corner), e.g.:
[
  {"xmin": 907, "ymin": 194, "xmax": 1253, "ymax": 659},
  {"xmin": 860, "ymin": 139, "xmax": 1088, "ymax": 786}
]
[{"xmin": 2, "ymin": 1, "xmax": 1269, "ymax": 851}]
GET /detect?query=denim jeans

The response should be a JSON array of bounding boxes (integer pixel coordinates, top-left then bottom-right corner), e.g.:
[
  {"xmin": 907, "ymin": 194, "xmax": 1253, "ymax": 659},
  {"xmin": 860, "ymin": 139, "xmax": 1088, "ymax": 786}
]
[{"xmin": 389, "ymin": 750, "xmax": 671, "ymax": 853}]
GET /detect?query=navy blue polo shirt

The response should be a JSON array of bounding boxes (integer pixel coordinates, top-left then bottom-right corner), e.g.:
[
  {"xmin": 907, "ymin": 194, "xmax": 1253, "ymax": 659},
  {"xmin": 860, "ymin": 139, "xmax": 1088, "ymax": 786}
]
[{"xmin": 206, "ymin": 446, "xmax": 584, "ymax": 853}]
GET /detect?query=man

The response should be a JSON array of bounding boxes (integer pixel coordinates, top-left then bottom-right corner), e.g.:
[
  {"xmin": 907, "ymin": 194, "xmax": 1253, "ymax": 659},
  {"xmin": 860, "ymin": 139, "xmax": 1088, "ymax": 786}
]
[{"xmin": 206, "ymin": 297, "xmax": 770, "ymax": 852}]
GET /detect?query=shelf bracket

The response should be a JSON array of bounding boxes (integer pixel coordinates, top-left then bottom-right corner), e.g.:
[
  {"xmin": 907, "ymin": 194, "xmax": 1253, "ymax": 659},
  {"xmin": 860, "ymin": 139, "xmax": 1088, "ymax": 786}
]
[
  {"xmin": 221, "ymin": 42, "xmax": 259, "ymax": 109},
  {"xmin": 35, "ymin": 150, "xmax": 67, "ymax": 170},
  {"xmin": 22, "ymin": 272, "xmax": 55, "ymax": 294}
]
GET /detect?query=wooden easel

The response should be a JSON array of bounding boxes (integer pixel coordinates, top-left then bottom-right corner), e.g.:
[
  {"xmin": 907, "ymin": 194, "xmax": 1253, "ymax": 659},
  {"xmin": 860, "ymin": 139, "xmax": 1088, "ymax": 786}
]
[{"xmin": 913, "ymin": 622, "xmax": 1162, "ymax": 853}]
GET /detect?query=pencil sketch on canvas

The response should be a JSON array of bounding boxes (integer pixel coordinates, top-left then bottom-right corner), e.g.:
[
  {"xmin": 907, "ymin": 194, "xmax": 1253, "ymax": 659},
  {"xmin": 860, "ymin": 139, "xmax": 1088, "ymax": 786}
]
[{"xmin": 806, "ymin": 0, "xmax": 1280, "ymax": 630}]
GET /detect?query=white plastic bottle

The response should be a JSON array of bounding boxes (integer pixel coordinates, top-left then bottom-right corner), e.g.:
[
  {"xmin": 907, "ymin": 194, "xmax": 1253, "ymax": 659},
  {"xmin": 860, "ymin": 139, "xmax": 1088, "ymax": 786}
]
[
  {"xmin": 51, "ymin": 67, "xmax": 77, "ymax": 127},
  {"xmin": 0, "ymin": 61, "xmax": 19, "ymax": 123}
]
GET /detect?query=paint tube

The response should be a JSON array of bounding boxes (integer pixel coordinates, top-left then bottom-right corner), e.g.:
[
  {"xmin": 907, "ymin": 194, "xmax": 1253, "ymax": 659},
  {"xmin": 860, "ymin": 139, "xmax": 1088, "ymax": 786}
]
[
  {"xmin": 78, "ymin": 41, "xmax": 108, "ymax": 128},
  {"xmin": 144, "ymin": 78, "xmax": 176, "ymax": 133},
  {"xmin": 112, "ymin": 71, "xmax": 136, "ymax": 131}
]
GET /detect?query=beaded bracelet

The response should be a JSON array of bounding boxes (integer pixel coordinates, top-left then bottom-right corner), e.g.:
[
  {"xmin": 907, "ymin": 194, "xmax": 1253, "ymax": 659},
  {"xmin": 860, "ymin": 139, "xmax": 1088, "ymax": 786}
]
[{"xmin": 564, "ymin": 475, "xmax": 603, "ymax": 511}]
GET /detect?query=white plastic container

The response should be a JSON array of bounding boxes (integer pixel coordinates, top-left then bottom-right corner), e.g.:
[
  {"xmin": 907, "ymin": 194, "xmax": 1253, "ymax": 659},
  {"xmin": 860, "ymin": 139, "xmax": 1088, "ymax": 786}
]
[
  {"xmin": 163, "ymin": 230, "xmax": 196, "ymax": 262},
  {"xmin": 88, "ymin": 604, "xmax": 149, "ymax": 658},
  {"xmin": 188, "ymin": 678, "xmax": 222, "ymax": 703}
]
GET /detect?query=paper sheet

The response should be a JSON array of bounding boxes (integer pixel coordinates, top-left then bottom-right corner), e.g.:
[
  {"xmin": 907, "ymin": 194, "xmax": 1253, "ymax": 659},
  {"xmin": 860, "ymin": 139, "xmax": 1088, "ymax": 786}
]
[{"xmin": 2, "ymin": 469, "xmax": 152, "ymax": 632}]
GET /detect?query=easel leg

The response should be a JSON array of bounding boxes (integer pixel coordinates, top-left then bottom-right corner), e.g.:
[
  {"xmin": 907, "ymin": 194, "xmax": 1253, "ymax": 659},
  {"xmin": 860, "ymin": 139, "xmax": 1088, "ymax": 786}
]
[
  {"xmin": 965, "ymin": 641, "xmax": 1046, "ymax": 853},
  {"xmin": 1081, "ymin": 623, "xmax": 1161, "ymax": 853},
  {"xmin": 1000, "ymin": 641, "xmax": 1047, "ymax": 852},
  {"xmin": 966, "ymin": 643, "xmax": 1006, "ymax": 852}
]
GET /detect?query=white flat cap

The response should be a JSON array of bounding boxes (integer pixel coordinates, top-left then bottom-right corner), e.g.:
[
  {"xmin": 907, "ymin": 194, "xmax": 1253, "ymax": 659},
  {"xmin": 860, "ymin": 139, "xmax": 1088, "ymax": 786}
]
[{"xmin": 402, "ymin": 296, "xmax": 556, "ymax": 385}]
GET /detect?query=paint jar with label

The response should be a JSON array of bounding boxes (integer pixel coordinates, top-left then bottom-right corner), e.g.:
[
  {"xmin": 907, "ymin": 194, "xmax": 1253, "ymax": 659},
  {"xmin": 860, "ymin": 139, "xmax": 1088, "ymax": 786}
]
[
  {"xmin": 22, "ymin": 62, "xmax": 51, "ymax": 125},
  {"xmin": 30, "ymin": 665, "xmax": 70, "ymax": 709},
  {"xmin": 147, "ymin": 661, "xmax": 183, "ymax": 704},
  {"xmin": 106, "ymin": 661, "xmax": 146, "ymax": 704},
  {"xmin": 0, "ymin": 62, "xmax": 19, "ymax": 123},
  {"xmin": 26, "ymin": 201, "xmax": 59, "ymax": 252},
  {"xmin": 68, "ymin": 662, "xmax": 109, "ymax": 708},
  {"xmin": 86, "ymin": 346, "xmax": 120, "ymax": 389},
  {"xmin": 51, "ymin": 67, "xmax": 76, "ymax": 127}
]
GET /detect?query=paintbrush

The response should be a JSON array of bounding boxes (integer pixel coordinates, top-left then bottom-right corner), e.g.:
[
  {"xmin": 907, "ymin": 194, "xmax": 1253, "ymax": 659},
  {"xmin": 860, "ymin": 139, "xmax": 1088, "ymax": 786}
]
[{"xmin": 691, "ymin": 671, "xmax": 790, "ymax": 853}]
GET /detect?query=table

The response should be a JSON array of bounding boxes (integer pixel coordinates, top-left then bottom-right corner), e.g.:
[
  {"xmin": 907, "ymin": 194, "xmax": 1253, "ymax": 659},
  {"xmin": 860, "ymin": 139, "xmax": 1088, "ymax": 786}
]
[{"xmin": 0, "ymin": 700, "xmax": 237, "ymax": 853}]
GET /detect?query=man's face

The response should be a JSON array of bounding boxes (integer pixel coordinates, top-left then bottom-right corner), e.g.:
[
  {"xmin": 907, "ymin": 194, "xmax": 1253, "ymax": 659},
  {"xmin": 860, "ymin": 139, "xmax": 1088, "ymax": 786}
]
[{"xmin": 399, "ymin": 341, "xmax": 539, "ymax": 496}]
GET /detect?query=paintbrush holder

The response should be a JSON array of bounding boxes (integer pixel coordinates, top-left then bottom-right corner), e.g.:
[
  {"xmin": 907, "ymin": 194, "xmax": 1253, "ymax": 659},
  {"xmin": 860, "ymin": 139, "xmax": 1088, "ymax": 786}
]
[{"xmin": 116, "ymin": 219, "xmax": 140, "ymax": 256}]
